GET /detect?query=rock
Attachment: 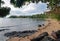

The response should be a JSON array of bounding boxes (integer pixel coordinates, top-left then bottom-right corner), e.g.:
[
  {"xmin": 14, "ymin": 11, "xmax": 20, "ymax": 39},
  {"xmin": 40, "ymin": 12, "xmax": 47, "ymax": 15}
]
[
  {"xmin": 4, "ymin": 31, "xmax": 17, "ymax": 37},
  {"xmin": 41, "ymin": 36, "xmax": 55, "ymax": 41},
  {"xmin": 56, "ymin": 38, "xmax": 60, "ymax": 41},
  {"xmin": 42, "ymin": 24, "xmax": 45, "ymax": 26},
  {"xmin": 22, "ymin": 30, "xmax": 37, "ymax": 33},
  {"xmin": 38, "ymin": 25, "xmax": 42, "ymax": 27},
  {"xmin": 51, "ymin": 31, "xmax": 57, "ymax": 39},
  {"xmin": 56, "ymin": 30, "xmax": 60, "ymax": 38},
  {"xmin": 4, "ymin": 30, "xmax": 37, "ymax": 37},
  {"xmin": 0, "ymin": 29, "xmax": 9, "ymax": 32},
  {"xmin": 31, "ymin": 32, "xmax": 48, "ymax": 41}
]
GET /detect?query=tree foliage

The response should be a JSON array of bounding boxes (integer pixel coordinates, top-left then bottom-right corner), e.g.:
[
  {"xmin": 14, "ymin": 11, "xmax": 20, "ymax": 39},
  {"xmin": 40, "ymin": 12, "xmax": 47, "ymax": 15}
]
[
  {"xmin": 48, "ymin": 0, "xmax": 60, "ymax": 10},
  {"xmin": 10, "ymin": 0, "xmax": 60, "ymax": 10},
  {"xmin": 10, "ymin": 0, "xmax": 43, "ymax": 7},
  {"xmin": 0, "ymin": 7, "xmax": 11, "ymax": 17},
  {"xmin": 0, "ymin": 0, "xmax": 11, "ymax": 17}
]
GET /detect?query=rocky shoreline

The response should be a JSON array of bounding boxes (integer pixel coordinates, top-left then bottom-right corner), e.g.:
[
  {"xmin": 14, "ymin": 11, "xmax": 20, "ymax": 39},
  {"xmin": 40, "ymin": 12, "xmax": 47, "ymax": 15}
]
[
  {"xmin": 4, "ymin": 30, "xmax": 37, "ymax": 37},
  {"xmin": 0, "ymin": 29, "xmax": 10, "ymax": 32},
  {"xmin": 7, "ymin": 19, "xmax": 60, "ymax": 41},
  {"xmin": 4, "ymin": 23, "xmax": 45, "ymax": 38}
]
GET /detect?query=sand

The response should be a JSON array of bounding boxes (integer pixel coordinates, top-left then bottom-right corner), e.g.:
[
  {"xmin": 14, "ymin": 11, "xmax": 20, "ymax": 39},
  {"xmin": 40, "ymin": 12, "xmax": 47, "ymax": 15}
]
[{"xmin": 7, "ymin": 19, "xmax": 60, "ymax": 41}]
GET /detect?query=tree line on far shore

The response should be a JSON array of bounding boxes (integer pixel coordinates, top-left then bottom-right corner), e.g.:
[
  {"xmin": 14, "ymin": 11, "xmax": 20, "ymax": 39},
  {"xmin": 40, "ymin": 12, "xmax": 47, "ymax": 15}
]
[{"xmin": 9, "ymin": 13, "xmax": 60, "ymax": 20}]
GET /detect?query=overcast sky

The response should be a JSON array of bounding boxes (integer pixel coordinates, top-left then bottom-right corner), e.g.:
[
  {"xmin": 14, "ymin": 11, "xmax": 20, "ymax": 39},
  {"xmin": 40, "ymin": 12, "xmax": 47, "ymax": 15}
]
[{"xmin": 2, "ymin": 0, "xmax": 49, "ymax": 17}]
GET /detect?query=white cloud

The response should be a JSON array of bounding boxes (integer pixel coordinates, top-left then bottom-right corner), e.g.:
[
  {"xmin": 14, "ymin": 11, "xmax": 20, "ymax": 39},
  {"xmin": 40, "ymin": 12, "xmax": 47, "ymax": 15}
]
[
  {"xmin": 21, "ymin": 3, "xmax": 36, "ymax": 12},
  {"xmin": 2, "ymin": 0, "xmax": 48, "ymax": 16}
]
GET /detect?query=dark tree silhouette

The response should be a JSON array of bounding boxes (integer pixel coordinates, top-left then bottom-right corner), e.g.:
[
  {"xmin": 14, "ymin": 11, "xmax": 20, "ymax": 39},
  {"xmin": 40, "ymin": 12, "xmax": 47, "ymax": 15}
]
[
  {"xmin": 0, "ymin": 0, "xmax": 11, "ymax": 17},
  {"xmin": 10, "ymin": 0, "xmax": 60, "ymax": 10},
  {"xmin": 0, "ymin": 7, "xmax": 11, "ymax": 17},
  {"xmin": 10, "ymin": 0, "xmax": 51, "ymax": 8},
  {"xmin": 10, "ymin": 0, "xmax": 42, "ymax": 7},
  {"xmin": 0, "ymin": 0, "xmax": 1, "ymax": 8}
]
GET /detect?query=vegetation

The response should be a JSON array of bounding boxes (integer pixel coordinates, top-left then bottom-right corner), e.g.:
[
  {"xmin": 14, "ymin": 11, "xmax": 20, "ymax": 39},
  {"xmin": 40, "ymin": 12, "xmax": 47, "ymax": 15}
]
[
  {"xmin": 10, "ymin": 0, "xmax": 41, "ymax": 7},
  {"xmin": 49, "ymin": 13, "xmax": 60, "ymax": 21},
  {"xmin": 0, "ymin": 0, "xmax": 60, "ymax": 18},
  {"xmin": 10, "ymin": 0, "xmax": 60, "ymax": 10},
  {"xmin": 9, "ymin": 13, "xmax": 48, "ymax": 19},
  {"xmin": 0, "ymin": 0, "xmax": 11, "ymax": 17},
  {"xmin": 0, "ymin": 7, "xmax": 11, "ymax": 17},
  {"xmin": 10, "ymin": 0, "xmax": 60, "ymax": 20},
  {"xmin": 9, "ymin": 12, "xmax": 60, "ymax": 20}
]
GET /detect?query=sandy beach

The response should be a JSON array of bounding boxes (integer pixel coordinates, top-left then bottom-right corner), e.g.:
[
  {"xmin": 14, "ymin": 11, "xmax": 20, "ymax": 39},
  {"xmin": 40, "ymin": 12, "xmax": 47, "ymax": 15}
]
[{"xmin": 7, "ymin": 19, "xmax": 60, "ymax": 41}]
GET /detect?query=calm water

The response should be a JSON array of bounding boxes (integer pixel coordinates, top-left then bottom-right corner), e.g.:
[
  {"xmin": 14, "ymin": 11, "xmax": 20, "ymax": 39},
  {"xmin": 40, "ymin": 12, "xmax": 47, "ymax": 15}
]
[{"xmin": 0, "ymin": 18, "xmax": 46, "ymax": 41}]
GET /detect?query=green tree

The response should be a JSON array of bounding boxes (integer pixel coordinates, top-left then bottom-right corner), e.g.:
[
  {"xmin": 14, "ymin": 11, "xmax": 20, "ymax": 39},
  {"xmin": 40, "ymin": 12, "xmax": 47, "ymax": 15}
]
[{"xmin": 48, "ymin": 0, "xmax": 60, "ymax": 10}]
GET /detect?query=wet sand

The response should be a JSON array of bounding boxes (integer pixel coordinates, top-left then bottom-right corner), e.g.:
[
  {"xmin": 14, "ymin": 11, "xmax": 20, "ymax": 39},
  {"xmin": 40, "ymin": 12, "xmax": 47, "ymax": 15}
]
[{"xmin": 7, "ymin": 19, "xmax": 60, "ymax": 41}]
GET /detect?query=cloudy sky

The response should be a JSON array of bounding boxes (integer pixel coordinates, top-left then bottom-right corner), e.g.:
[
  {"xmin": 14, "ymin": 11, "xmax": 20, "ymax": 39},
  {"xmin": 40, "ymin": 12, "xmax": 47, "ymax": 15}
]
[{"xmin": 2, "ymin": 0, "xmax": 49, "ymax": 17}]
